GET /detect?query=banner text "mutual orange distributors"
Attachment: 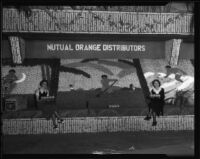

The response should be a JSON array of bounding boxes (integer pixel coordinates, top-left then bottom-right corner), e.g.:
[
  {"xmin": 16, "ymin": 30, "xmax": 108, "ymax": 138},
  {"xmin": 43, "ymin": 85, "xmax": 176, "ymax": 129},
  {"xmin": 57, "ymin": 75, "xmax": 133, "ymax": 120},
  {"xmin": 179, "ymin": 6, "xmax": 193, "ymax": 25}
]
[{"xmin": 47, "ymin": 44, "xmax": 146, "ymax": 52}]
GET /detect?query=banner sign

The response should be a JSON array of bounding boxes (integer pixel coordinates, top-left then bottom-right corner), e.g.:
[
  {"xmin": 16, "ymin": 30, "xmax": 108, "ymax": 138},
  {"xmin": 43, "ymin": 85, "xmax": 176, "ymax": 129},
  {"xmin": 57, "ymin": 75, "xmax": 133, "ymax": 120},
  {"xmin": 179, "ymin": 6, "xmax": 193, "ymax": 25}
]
[
  {"xmin": 26, "ymin": 40, "xmax": 165, "ymax": 59},
  {"xmin": 47, "ymin": 43, "xmax": 146, "ymax": 52},
  {"xmin": 2, "ymin": 39, "xmax": 194, "ymax": 59}
]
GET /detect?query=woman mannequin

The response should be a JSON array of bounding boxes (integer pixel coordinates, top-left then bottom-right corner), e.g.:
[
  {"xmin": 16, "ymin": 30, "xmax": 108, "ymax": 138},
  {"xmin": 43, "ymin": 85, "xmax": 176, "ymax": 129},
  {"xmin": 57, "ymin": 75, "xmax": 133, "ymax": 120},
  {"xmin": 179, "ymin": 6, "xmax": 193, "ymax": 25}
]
[
  {"xmin": 144, "ymin": 79, "xmax": 165, "ymax": 126},
  {"xmin": 35, "ymin": 80, "xmax": 63, "ymax": 129}
]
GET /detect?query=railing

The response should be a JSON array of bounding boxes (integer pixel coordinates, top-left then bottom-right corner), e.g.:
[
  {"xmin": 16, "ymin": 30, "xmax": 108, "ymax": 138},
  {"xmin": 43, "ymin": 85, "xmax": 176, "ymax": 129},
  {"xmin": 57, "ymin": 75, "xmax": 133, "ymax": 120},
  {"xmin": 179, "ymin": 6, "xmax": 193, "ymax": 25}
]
[
  {"xmin": 3, "ymin": 116, "xmax": 194, "ymax": 134},
  {"xmin": 3, "ymin": 8, "xmax": 193, "ymax": 35}
]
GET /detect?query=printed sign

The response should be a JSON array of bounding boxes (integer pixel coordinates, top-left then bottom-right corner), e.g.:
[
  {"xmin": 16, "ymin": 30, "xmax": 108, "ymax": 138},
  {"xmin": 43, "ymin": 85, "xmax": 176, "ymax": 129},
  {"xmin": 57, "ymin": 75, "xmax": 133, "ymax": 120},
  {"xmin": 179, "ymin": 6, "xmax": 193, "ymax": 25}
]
[
  {"xmin": 47, "ymin": 43, "xmax": 146, "ymax": 52},
  {"xmin": 25, "ymin": 40, "xmax": 165, "ymax": 59}
]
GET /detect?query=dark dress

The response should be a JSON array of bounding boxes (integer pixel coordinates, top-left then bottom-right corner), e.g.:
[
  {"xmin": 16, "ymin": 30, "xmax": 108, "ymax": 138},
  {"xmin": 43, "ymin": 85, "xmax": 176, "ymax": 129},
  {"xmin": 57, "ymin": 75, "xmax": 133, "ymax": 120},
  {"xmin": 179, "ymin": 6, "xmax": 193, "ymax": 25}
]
[
  {"xmin": 37, "ymin": 90, "xmax": 56, "ymax": 117},
  {"xmin": 148, "ymin": 88, "xmax": 165, "ymax": 116}
]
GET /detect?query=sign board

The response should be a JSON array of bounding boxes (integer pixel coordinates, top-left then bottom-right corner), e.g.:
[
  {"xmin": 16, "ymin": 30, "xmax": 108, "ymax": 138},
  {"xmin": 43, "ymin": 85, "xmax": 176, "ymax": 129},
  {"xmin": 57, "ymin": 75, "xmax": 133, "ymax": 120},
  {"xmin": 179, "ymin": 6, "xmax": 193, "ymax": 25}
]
[
  {"xmin": 25, "ymin": 40, "xmax": 165, "ymax": 59},
  {"xmin": 2, "ymin": 39, "xmax": 194, "ymax": 59}
]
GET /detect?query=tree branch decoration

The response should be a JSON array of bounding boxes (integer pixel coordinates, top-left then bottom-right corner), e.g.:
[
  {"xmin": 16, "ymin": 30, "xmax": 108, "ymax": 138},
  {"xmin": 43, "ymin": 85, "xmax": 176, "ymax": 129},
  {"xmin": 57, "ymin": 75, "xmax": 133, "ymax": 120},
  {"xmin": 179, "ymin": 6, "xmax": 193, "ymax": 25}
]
[
  {"xmin": 89, "ymin": 10, "xmax": 105, "ymax": 24},
  {"xmin": 69, "ymin": 11, "xmax": 84, "ymax": 25},
  {"xmin": 45, "ymin": 9, "xmax": 62, "ymax": 31},
  {"xmin": 15, "ymin": 6, "xmax": 32, "ymax": 17},
  {"xmin": 63, "ymin": 62, "xmax": 114, "ymax": 76},
  {"xmin": 4, "ymin": 7, "xmax": 193, "ymax": 34},
  {"xmin": 59, "ymin": 66, "xmax": 91, "ymax": 78},
  {"xmin": 27, "ymin": 8, "xmax": 85, "ymax": 31},
  {"xmin": 164, "ymin": 13, "xmax": 185, "ymax": 28},
  {"xmin": 81, "ymin": 58, "xmax": 99, "ymax": 63}
]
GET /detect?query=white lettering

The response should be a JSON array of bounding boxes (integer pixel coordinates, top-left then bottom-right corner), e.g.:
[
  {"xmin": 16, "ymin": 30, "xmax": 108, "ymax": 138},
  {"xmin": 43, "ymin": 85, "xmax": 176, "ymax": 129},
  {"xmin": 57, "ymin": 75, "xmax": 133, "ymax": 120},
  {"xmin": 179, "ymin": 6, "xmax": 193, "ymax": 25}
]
[
  {"xmin": 96, "ymin": 44, "xmax": 101, "ymax": 51},
  {"xmin": 65, "ymin": 44, "xmax": 69, "ymax": 50},
  {"xmin": 141, "ymin": 45, "xmax": 145, "ymax": 51},
  {"xmin": 68, "ymin": 44, "xmax": 73, "ymax": 51},
  {"xmin": 75, "ymin": 44, "xmax": 79, "ymax": 50},
  {"xmin": 116, "ymin": 45, "xmax": 121, "ymax": 51},
  {"xmin": 60, "ymin": 44, "xmax": 64, "ymax": 51},
  {"xmin": 47, "ymin": 44, "xmax": 54, "ymax": 51},
  {"xmin": 84, "ymin": 45, "xmax": 89, "ymax": 51},
  {"xmin": 103, "ymin": 45, "xmax": 108, "ymax": 51},
  {"xmin": 47, "ymin": 43, "xmax": 146, "ymax": 52},
  {"xmin": 108, "ymin": 45, "xmax": 112, "ymax": 51},
  {"xmin": 75, "ymin": 44, "xmax": 84, "ymax": 51},
  {"xmin": 137, "ymin": 45, "xmax": 142, "ymax": 51}
]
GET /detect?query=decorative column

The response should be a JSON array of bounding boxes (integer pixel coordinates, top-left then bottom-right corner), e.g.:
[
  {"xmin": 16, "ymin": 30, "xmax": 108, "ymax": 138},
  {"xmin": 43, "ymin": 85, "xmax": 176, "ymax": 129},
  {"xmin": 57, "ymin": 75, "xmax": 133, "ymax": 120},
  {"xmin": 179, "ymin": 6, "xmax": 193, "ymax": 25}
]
[
  {"xmin": 41, "ymin": 65, "xmax": 51, "ymax": 85},
  {"xmin": 165, "ymin": 39, "xmax": 173, "ymax": 64},
  {"xmin": 19, "ymin": 37, "xmax": 26, "ymax": 62},
  {"xmin": 49, "ymin": 59, "xmax": 60, "ymax": 97},
  {"xmin": 165, "ymin": 39, "xmax": 182, "ymax": 67},
  {"xmin": 170, "ymin": 39, "xmax": 182, "ymax": 66},
  {"xmin": 9, "ymin": 36, "xmax": 25, "ymax": 64}
]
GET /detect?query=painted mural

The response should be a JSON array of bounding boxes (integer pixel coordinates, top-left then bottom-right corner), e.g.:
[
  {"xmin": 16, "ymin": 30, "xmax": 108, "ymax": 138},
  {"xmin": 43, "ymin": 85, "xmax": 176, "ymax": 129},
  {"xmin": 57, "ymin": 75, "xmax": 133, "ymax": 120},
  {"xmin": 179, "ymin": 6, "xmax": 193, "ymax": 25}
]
[
  {"xmin": 2, "ymin": 66, "xmax": 42, "ymax": 94},
  {"xmin": 143, "ymin": 59, "xmax": 194, "ymax": 106},
  {"xmin": 1, "ymin": 59, "xmax": 141, "ymax": 94},
  {"xmin": 59, "ymin": 59, "xmax": 141, "ymax": 91},
  {"xmin": 56, "ymin": 58, "xmax": 147, "ymax": 110},
  {"xmin": 1, "ymin": 58, "xmax": 194, "ymax": 111}
]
